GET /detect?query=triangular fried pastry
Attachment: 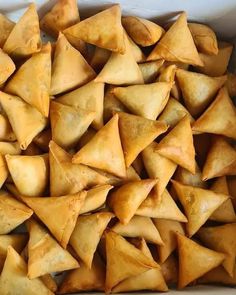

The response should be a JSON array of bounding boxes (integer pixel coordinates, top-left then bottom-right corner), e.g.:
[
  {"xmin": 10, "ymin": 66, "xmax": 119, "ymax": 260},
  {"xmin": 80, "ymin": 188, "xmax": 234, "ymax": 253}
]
[
  {"xmin": 112, "ymin": 215, "xmax": 163, "ymax": 245},
  {"xmin": 50, "ymin": 33, "xmax": 95, "ymax": 95},
  {"xmin": 161, "ymin": 254, "xmax": 178, "ymax": 285},
  {"xmin": 105, "ymin": 231, "xmax": 159, "ymax": 292},
  {"xmin": 0, "ymin": 114, "xmax": 16, "ymax": 142},
  {"xmin": 59, "ymin": 252, "xmax": 105, "ymax": 293},
  {"xmin": 198, "ymin": 264, "xmax": 236, "ymax": 286},
  {"xmin": 138, "ymin": 60, "xmax": 164, "ymax": 83},
  {"xmin": 174, "ymin": 161, "xmax": 207, "ymax": 188},
  {"xmin": 188, "ymin": 23, "xmax": 218, "ymax": 55},
  {"xmin": 57, "ymin": 80, "xmax": 104, "ymax": 130},
  {"xmin": 0, "ymin": 92, "xmax": 47, "ymax": 150},
  {"xmin": 142, "ymin": 142, "xmax": 177, "ymax": 197},
  {"xmin": 113, "ymin": 82, "xmax": 172, "ymax": 120},
  {"xmin": 112, "ymin": 241, "xmax": 168, "ymax": 293},
  {"xmin": 137, "ymin": 189, "xmax": 187, "ymax": 222},
  {"xmin": 94, "ymin": 38, "xmax": 143, "ymax": 85},
  {"xmin": 147, "ymin": 12, "xmax": 203, "ymax": 66},
  {"xmin": 3, "ymin": 4, "xmax": 41, "ymax": 59},
  {"xmin": 0, "ymin": 49, "xmax": 15, "ymax": 85},
  {"xmin": 126, "ymin": 33, "xmax": 146, "ymax": 63},
  {"xmin": 0, "ymin": 234, "xmax": 27, "ymax": 270},
  {"xmin": 64, "ymin": 5, "xmax": 125, "ymax": 53},
  {"xmin": 195, "ymin": 42, "xmax": 233, "ymax": 76},
  {"xmin": 118, "ymin": 112, "xmax": 168, "ymax": 167},
  {"xmin": 176, "ymin": 69, "xmax": 226, "ymax": 117},
  {"xmin": 23, "ymin": 191, "xmax": 86, "ymax": 248},
  {"xmin": 0, "ymin": 246, "xmax": 53, "ymax": 295},
  {"xmin": 0, "ymin": 13, "xmax": 14, "ymax": 47},
  {"xmin": 34, "ymin": 129, "xmax": 51, "ymax": 152},
  {"xmin": 5, "ymin": 43, "xmax": 51, "ymax": 117},
  {"xmin": 122, "ymin": 16, "xmax": 164, "ymax": 46},
  {"xmin": 177, "ymin": 233, "xmax": 225, "ymax": 289},
  {"xmin": 108, "ymin": 179, "xmax": 157, "ymax": 224},
  {"xmin": 5, "ymin": 154, "xmax": 48, "ymax": 197},
  {"xmin": 156, "ymin": 116, "xmax": 195, "ymax": 173},
  {"xmin": 210, "ymin": 177, "xmax": 236, "ymax": 223},
  {"xmin": 40, "ymin": 0, "xmax": 80, "ymax": 38},
  {"xmin": 90, "ymin": 47, "xmax": 111, "ymax": 71},
  {"xmin": 27, "ymin": 219, "xmax": 79, "ymax": 279},
  {"xmin": 202, "ymin": 136, "xmax": 236, "ymax": 180},
  {"xmin": 49, "ymin": 140, "xmax": 108, "ymax": 196},
  {"xmin": 172, "ymin": 180, "xmax": 229, "ymax": 236},
  {"xmin": 158, "ymin": 97, "xmax": 194, "ymax": 128},
  {"xmin": 72, "ymin": 114, "xmax": 126, "ymax": 178},
  {"xmin": 80, "ymin": 184, "xmax": 113, "ymax": 214},
  {"xmin": 103, "ymin": 85, "xmax": 128, "ymax": 123},
  {"xmin": 154, "ymin": 219, "xmax": 185, "ymax": 263},
  {"xmin": 70, "ymin": 212, "xmax": 113, "ymax": 268},
  {"xmin": 0, "ymin": 190, "xmax": 33, "ymax": 234},
  {"xmin": 226, "ymin": 72, "xmax": 236, "ymax": 97},
  {"xmin": 50, "ymin": 101, "xmax": 95, "ymax": 149},
  {"xmin": 198, "ymin": 223, "xmax": 236, "ymax": 277}
]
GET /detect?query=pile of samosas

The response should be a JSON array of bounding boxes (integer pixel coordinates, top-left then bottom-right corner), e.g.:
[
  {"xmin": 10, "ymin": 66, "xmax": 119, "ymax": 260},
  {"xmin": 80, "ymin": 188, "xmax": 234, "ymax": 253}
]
[{"xmin": 0, "ymin": 0, "xmax": 235, "ymax": 294}]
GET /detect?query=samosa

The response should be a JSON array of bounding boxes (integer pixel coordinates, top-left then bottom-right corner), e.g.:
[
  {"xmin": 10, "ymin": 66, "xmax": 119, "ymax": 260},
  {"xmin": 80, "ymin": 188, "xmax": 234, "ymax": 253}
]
[
  {"xmin": 113, "ymin": 82, "xmax": 172, "ymax": 120},
  {"xmin": 50, "ymin": 33, "xmax": 95, "ymax": 95},
  {"xmin": 0, "ymin": 13, "xmax": 14, "ymax": 47},
  {"xmin": 57, "ymin": 80, "xmax": 104, "ymax": 130},
  {"xmin": 138, "ymin": 60, "xmax": 164, "ymax": 83},
  {"xmin": 122, "ymin": 16, "xmax": 164, "ymax": 46},
  {"xmin": 0, "ymin": 246, "xmax": 53, "ymax": 295},
  {"xmin": 147, "ymin": 12, "xmax": 203, "ymax": 66},
  {"xmin": 72, "ymin": 114, "xmax": 126, "ymax": 178},
  {"xmin": 0, "ymin": 49, "xmax": 15, "ymax": 86},
  {"xmin": 172, "ymin": 180, "xmax": 229, "ymax": 236},
  {"xmin": 23, "ymin": 191, "xmax": 86, "ymax": 248},
  {"xmin": 188, "ymin": 23, "xmax": 218, "ymax": 55},
  {"xmin": 3, "ymin": 4, "xmax": 41, "ymax": 58},
  {"xmin": 0, "ymin": 190, "xmax": 33, "ymax": 234},
  {"xmin": 27, "ymin": 219, "xmax": 79, "ymax": 279},
  {"xmin": 5, "ymin": 43, "xmax": 51, "ymax": 117},
  {"xmin": 156, "ymin": 116, "xmax": 196, "ymax": 173},
  {"xmin": 70, "ymin": 212, "xmax": 113, "ymax": 268},
  {"xmin": 0, "ymin": 92, "xmax": 47, "ymax": 150},
  {"xmin": 176, "ymin": 69, "xmax": 227, "ymax": 116},
  {"xmin": 118, "ymin": 112, "xmax": 168, "ymax": 167},
  {"xmin": 112, "ymin": 215, "xmax": 163, "ymax": 245},
  {"xmin": 177, "ymin": 233, "xmax": 225, "ymax": 288},
  {"xmin": 64, "ymin": 5, "xmax": 125, "ymax": 53},
  {"xmin": 198, "ymin": 223, "xmax": 236, "ymax": 277}
]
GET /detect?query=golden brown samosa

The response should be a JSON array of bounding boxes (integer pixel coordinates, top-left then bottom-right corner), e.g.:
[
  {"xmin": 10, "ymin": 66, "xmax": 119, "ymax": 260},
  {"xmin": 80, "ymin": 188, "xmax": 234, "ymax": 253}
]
[
  {"xmin": 0, "ymin": 92, "xmax": 47, "ymax": 150},
  {"xmin": 57, "ymin": 80, "xmax": 104, "ymax": 130},
  {"xmin": 0, "ymin": 13, "xmax": 14, "ymax": 47},
  {"xmin": 0, "ymin": 49, "xmax": 15, "ymax": 85},
  {"xmin": 156, "ymin": 116, "xmax": 195, "ymax": 173},
  {"xmin": 0, "ymin": 246, "xmax": 53, "ymax": 295},
  {"xmin": 0, "ymin": 190, "xmax": 33, "ymax": 234},
  {"xmin": 188, "ymin": 23, "xmax": 218, "ymax": 55},
  {"xmin": 5, "ymin": 43, "xmax": 51, "ymax": 117},
  {"xmin": 64, "ymin": 5, "xmax": 125, "ymax": 53},
  {"xmin": 50, "ymin": 33, "xmax": 95, "ymax": 95},
  {"xmin": 27, "ymin": 219, "xmax": 79, "ymax": 279},
  {"xmin": 198, "ymin": 223, "xmax": 236, "ymax": 277},
  {"xmin": 172, "ymin": 180, "xmax": 229, "ymax": 237},
  {"xmin": 108, "ymin": 179, "xmax": 157, "ymax": 224},
  {"xmin": 177, "ymin": 233, "xmax": 225, "ymax": 289},
  {"xmin": 118, "ymin": 112, "xmax": 168, "ymax": 167},
  {"xmin": 147, "ymin": 12, "xmax": 203, "ymax": 66},
  {"xmin": 72, "ymin": 114, "xmax": 126, "ymax": 178},
  {"xmin": 3, "ymin": 4, "xmax": 41, "ymax": 59},
  {"xmin": 70, "ymin": 212, "xmax": 113, "ymax": 268},
  {"xmin": 122, "ymin": 16, "xmax": 164, "ymax": 46},
  {"xmin": 40, "ymin": 0, "xmax": 80, "ymax": 38},
  {"xmin": 176, "ymin": 69, "xmax": 227, "ymax": 116},
  {"xmin": 23, "ymin": 191, "xmax": 86, "ymax": 248}
]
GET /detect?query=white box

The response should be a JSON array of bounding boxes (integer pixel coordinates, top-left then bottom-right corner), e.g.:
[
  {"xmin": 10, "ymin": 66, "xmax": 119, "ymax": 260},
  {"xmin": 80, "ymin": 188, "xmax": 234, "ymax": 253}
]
[{"xmin": 1, "ymin": 1, "xmax": 235, "ymax": 294}]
